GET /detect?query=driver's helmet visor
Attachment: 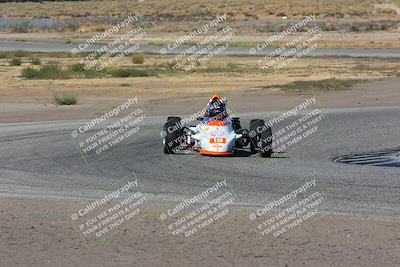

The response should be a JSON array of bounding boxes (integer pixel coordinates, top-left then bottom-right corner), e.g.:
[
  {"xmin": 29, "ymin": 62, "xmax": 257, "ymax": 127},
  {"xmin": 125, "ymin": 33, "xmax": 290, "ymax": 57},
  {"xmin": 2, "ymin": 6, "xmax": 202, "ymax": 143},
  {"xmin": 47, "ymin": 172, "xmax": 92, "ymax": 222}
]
[{"xmin": 207, "ymin": 99, "xmax": 225, "ymax": 117}]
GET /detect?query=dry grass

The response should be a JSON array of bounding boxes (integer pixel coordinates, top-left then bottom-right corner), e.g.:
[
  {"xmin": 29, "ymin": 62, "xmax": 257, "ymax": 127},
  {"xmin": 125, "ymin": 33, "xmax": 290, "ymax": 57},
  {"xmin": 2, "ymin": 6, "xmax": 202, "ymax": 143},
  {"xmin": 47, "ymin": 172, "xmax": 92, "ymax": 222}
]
[
  {"xmin": 0, "ymin": 52, "xmax": 398, "ymax": 97},
  {"xmin": 0, "ymin": 1, "xmax": 398, "ymax": 49},
  {"xmin": 0, "ymin": 0, "xmax": 395, "ymax": 20},
  {"xmin": 0, "ymin": 0, "xmax": 398, "ymax": 37},
  {"xmin": 53, "ymin": 93, "xmax": 78, "ymax": 105}
]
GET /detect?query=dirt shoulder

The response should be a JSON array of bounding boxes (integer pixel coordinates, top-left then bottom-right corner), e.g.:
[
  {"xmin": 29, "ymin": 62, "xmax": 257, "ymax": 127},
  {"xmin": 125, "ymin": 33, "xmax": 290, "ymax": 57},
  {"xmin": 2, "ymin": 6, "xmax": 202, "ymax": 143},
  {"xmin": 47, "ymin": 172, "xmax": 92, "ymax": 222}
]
[
  {"xmin": 0, "ymin": 197, "xmax": 399, "ymax": 267},
  {"xmin": 0, "ymin": 79, "xmax": 399, "ymax": 123}
]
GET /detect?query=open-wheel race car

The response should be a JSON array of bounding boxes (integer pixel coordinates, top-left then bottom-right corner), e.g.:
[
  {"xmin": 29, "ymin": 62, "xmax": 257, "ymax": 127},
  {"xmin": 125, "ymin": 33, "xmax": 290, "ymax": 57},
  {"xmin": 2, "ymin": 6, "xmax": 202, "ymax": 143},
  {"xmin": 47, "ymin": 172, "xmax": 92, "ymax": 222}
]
[{"xmin": 162, "ymin": 95, "xmax": 273, "ymax": 157}]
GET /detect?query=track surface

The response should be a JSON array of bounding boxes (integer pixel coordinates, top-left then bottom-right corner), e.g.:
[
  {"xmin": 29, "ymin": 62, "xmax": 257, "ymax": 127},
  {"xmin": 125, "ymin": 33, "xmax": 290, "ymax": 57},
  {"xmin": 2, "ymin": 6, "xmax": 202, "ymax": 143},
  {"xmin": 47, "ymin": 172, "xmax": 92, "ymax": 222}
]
[
  {"xmin": 1, "ymin": 40, "xmax": 400, "ymax": 58},
  {"xmin": 0, "ymin": 107, "xmax": 399, "ymax": 218}
]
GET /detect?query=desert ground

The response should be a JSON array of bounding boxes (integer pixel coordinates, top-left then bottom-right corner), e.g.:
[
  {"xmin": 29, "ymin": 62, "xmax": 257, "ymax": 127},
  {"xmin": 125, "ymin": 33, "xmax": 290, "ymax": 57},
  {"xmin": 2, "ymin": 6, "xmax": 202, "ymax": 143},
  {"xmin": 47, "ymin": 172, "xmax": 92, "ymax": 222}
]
[{"xmin": 1, "ymin": 1, "xmax": 400, "ymax": 266}]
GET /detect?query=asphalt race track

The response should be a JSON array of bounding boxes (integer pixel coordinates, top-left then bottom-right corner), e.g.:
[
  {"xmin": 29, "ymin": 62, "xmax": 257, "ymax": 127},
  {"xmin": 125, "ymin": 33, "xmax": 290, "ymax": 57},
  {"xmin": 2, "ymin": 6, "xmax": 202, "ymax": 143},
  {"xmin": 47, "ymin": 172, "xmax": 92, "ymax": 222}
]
[{"xmin": 1, "ymin": 106, "xmax": 399, "ymax": 219}]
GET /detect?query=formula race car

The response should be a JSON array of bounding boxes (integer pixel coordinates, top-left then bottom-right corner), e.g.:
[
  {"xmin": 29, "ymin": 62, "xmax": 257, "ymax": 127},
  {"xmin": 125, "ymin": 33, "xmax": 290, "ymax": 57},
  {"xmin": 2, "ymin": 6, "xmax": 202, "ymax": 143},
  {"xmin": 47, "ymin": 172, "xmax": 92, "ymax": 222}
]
[{"xmin": 162, "ymin": 95, "xmax": 273, "ymax": 157}]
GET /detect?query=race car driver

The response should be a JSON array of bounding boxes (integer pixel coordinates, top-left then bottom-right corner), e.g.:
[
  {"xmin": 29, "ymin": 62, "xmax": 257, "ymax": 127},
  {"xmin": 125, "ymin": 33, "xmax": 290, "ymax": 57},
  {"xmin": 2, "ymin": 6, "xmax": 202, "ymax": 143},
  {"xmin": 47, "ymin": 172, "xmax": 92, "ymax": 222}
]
[{"xmin": 202, "ymin": 95, "xmax": 229, "ymax": 122}]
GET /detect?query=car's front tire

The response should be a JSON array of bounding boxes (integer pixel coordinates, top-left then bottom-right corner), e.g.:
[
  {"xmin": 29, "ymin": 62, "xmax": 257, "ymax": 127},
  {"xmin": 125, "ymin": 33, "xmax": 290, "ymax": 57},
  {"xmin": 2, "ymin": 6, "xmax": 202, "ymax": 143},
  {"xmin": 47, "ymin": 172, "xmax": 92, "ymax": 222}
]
[{"xmin": 163, "ymin": 117, "xmax": 183, "ymax": 154}]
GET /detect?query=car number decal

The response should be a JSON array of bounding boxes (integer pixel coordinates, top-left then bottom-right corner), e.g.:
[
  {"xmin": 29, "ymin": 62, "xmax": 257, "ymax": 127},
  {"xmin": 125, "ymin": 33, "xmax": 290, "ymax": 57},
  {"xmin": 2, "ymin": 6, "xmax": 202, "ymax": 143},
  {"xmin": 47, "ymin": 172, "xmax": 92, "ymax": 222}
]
[{"xmin": 210, "ymin": 137, "xmax": 226, "ymax": 144}]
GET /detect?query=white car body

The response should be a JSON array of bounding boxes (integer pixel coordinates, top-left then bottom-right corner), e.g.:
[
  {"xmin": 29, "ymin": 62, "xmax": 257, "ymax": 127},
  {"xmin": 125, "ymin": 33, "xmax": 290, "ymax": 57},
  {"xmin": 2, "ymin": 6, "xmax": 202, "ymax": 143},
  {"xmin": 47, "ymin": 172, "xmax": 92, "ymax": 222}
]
[{"xmin": 188, "ymin": 119, "xmax": 242, "ymax": 156}]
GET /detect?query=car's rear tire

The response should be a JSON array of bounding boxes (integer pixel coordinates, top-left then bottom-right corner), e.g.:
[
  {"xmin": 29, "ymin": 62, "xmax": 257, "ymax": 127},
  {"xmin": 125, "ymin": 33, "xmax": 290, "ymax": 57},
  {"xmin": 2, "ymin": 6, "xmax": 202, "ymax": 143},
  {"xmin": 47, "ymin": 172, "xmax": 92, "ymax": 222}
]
[
  {"xmin": 163, "ymin": 117, "xmax": 184, "ymax": 154},
  {"xmin": 259, "ymin": 122, "xmax": 272, "ymax": 158},
  {"xmin": 249, "ymin": 119, "xmax": 272, "ymax": 157}
]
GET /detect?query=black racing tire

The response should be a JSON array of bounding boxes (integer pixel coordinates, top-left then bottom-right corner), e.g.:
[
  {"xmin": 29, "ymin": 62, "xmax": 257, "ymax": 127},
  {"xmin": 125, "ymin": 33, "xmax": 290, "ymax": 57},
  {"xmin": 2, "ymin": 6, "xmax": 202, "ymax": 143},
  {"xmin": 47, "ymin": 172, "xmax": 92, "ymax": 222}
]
[
  {"xmin": 249, "ymin": 119, "xmax": 262, "ymax": 153},
  {"xmin": 163, "ymin": 117, "xmax": 184, "ymax": 154},
  {"xmin": 249, "ymin": 119, "xmax": 273, "ymax": 157},
  {"xmin": 258, "ymin": 122, "xmax": 272, "ymax": 158}
]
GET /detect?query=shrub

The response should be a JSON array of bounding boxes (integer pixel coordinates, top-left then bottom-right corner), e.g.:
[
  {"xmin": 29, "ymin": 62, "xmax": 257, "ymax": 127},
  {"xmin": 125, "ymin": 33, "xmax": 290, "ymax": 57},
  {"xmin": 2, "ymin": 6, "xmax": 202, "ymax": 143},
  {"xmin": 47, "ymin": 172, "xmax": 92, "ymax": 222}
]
[
  {"xmin": 70, "ymin": 63, "xmax": 106, "ymax": 78},
  {"xmin": 10, "ymin": 24, "xmax": 30, "ymax": 33},
  {"xmin": 21, "ymin": 67, "xmax": 37, "ymax": 78},
  {"xmin": 165, "ymin": 61, "xmax": 178, "ymax": 73},
  {"xmin": 107, "ymin": 68, "xmax": 151, "ymax": 77},
  {"xmin": 378, "ymin": 8, "xmax": 397, "ymax": 15},
  {"xmin": 53, "ymin": 94, "xmax": 78, "ymax": 105},
  {"xmin": 30, "ymin": 58, "xmax": 41, "ymax": 65},
  {"xmin": 39, "ymin": 64, "xmax": 70, "ymax": 79},
  {"xmin": 13, "ymin": 50, "xmax": 27, "ymax": 57},
  {"xmin": 21, "ymin": 64, "xmax": 70, "ymax": 79},
  {"xmin": 132, "ymin": 54, "xmax": 145, "ymax": 64},
  {"xmin": 22, "ymin": 64, "xmax": 157, "ymax": 79},
  {"xmin": 70, "ymin": 62, "xmax": 86, "ymax": 73},
  {"xmin": 10, "ymin": 58, "xmax": 22, "ymax": 66},
  {"xmin": 227, "ymin": 62, "xmax": 238, "ymax": 70},
  {"xmin": 32, "ymin": 12, "xmax": 49, "ymax": 19}
]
